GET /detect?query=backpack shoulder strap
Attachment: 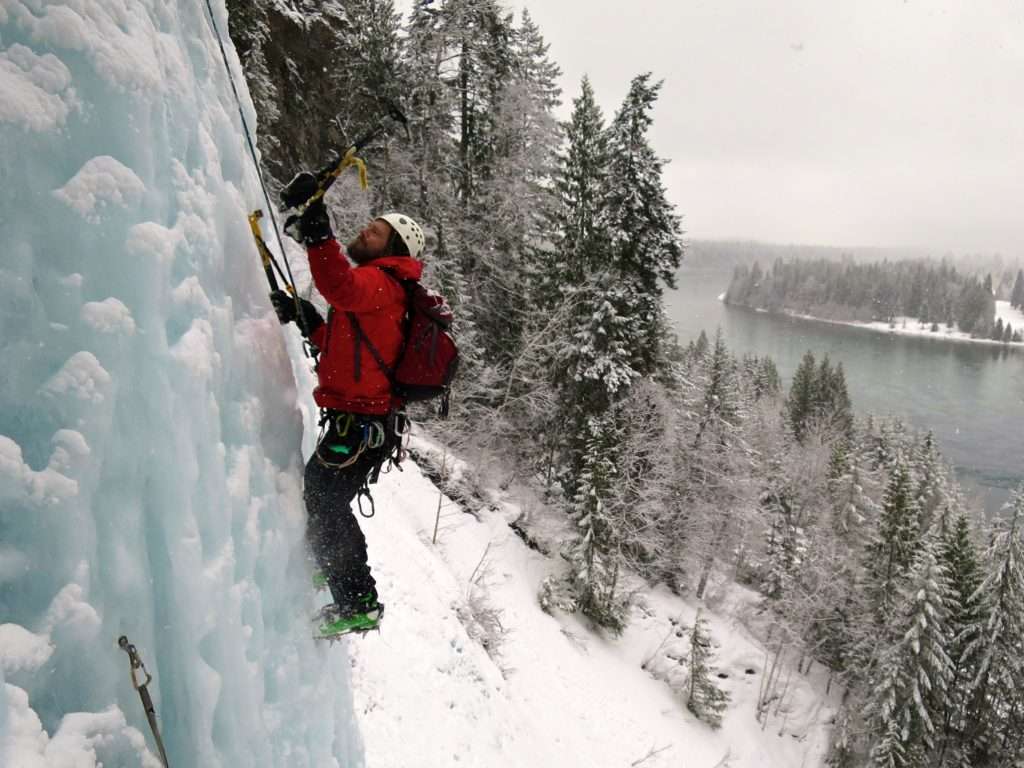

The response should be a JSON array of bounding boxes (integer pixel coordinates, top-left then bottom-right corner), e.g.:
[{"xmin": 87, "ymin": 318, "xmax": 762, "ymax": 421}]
[{"xmin": 346, "ymin": 266, "xmax": 414, "ymax": 385}]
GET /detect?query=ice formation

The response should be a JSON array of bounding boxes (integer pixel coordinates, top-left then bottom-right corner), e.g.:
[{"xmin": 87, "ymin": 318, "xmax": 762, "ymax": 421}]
[{"xmin": 0, "ymin": 1, "xmax": 361, "ymax": 765}]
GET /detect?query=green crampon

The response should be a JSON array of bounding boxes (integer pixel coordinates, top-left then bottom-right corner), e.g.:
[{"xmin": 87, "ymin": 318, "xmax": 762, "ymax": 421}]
[{"xmin": 314, "ymin": 603, "xmax": 384, "ymax": 640}]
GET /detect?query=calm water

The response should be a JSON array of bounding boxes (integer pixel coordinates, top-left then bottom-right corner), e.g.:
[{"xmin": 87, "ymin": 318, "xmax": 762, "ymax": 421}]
[{"xmin": 665, "ymin": 268, "xmax": 1024, "ymax": 515}]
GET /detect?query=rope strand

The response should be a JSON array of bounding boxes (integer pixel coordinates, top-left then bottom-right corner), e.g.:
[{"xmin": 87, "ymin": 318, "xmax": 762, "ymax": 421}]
[{"xmin": 200, "ymin": 0, "xmax": 315, "ymax": 344}]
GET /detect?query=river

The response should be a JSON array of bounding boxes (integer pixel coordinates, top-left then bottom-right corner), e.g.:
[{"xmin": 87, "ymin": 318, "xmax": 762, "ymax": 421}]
[{"xmin": 665, "ymin": 268, "xmax": 1024, "ymax": 515}]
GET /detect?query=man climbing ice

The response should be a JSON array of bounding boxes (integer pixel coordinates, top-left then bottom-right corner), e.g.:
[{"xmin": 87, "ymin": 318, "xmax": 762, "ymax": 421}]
[{"xmin": 270, "ymin": 169, "xmax": 427, "ymax": 639}]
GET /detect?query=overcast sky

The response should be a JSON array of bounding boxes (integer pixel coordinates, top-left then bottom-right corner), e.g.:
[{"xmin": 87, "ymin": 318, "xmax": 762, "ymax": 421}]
[
  {"xmin": 522, "ymin": 0, "xmax": 1024, "ymax": 255},
  {"xmin": 403, "ymin": 1, "xmax": 1024, "ymax": 255}
]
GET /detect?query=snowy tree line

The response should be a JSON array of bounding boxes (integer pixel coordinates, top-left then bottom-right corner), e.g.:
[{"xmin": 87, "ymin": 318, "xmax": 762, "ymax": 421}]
[
  {"xmin": 225, "ymin": 1, "xmax": 1024, "ymax": 760},
  {"xmin": 725, "ymin": 258, "xmax": 1021, "ymax": 341}
]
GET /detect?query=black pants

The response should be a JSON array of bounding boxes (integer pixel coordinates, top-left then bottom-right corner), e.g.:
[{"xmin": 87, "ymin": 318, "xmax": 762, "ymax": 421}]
[{"xmin": 303, "ymin": 416, "xmax": 386, "ymax": 611}]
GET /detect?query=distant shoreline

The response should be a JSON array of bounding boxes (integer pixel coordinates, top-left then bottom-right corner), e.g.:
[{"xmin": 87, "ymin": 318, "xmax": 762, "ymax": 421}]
[{"xmin": 718, "ymin": 294, "xmax": 1024, "ymax": 350}]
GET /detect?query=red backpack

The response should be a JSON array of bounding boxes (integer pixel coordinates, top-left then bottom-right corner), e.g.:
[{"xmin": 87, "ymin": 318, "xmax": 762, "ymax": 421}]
[{"xmin": 347, "ymin": 268, "xmax": 459, "ymax": 416}]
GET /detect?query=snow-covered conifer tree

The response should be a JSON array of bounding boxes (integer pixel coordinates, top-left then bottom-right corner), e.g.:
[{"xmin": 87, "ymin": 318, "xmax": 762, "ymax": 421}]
[
  {"xmin": 909, "ymin": 432, "xmax": 950, "ymax": 534},
  {"xmin": 787, "ymin": 351, "xmax": 818, "ymax": 443},
  {"xmin": 563, "ymin": 412, "xmax": 629, "ymax": 631},
  {"xmin": 760, "ymin": 483, "xmax": 806, "ymax": 601},
  {"xmin": 691, "ymin": 330, "xmax": 743, "ymax": 451},
  {"xmin": 863, "ymin": 455, "xmax": 921, "ymax": 624},
  {"xmin": 546, "ymin": 79, "xmax": 633, "ymax": 481},
  {"xmin": 863, "ymin": 536, "xmax": 954, "ymax": 767},
  {"xmin": 934, "ymin": 511, "xmax": 985, "ymax": 766},
  {"xmin": 686, "ymin": 610, "xmax": 731, "ymax": 728},
  {"xmin": 827, "ymin": 437, "xmax": 879, "ymax": 539},
  {"xmin": 547, "ymin": 76, "xmax": 611, "ymax": 291},
  {"xmin": 683, "ymin": 331, "xmax": 755, "ymax": 598},
  {"xmin": 960, "ymin": 486, "xmax": 1024, "ymax": 765},
  {"xmin": 603, "ymin": 73, "xmax": 684, "ymax": 376}
]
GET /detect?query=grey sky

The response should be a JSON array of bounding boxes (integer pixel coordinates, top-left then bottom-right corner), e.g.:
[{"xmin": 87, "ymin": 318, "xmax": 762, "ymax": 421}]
[{"xmin": 400, "ymin": 1, "xmax": 1024, "ymax": 255}]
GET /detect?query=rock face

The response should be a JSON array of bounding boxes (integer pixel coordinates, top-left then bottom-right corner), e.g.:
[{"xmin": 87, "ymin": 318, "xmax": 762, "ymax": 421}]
[{"xmin": 226, "ymin": 0, "xmax": 404, "ymax": 186}]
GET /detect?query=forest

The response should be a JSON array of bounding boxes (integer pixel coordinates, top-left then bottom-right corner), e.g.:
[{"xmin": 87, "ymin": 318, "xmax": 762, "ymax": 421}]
[
  {"xmin": 226, "ymin": 2, "xmax": 1024, "ymax": 764},
  {"xmin": 726, "ymin": 257, "xmax": 1024, "ymax": 342}
]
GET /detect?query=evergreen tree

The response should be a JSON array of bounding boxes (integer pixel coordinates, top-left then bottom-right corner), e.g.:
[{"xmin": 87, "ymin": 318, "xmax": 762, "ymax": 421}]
[
  {"xmin": 689, "ymin": 329, "xmax": 710, "ymax": 360},
  {"xmin": 827, "ymin": 437, "xmax": 879, "ymax": 540},
  {"xmin": 760, "ymin": 483, "xmax": 805, "ymax": 601},
  {"xmin": 564, "ymin": 411, "xmax": 629, "ymax": 630},
  {"xmin": 809, "ymin": 440, "xmax": 876, "ymax": 675},
  {"xmin": 507, "ymin": 9, "xmax": 562, "ymax": 241},
  {"xmin": 543, "ymin": 77, "xmax": 617, "ymax": 456},
  {"xmin": 548, "ymin": 76, "xmax": 612, "ymax": 291},
  {"xmin": 955, "ymin": 279, "xmax": 995, "ymax": 337},
  {"xmin": 991, "ymin": 317, "xmax": 1004, "ymax": 341},
  {"xmin": 514, "ymin": 10, "xmax": 562, "ymax": 113},
  {"xmin": 554, "ymin": 272, "xmax": 640, "ymax": 427},
  {"xmin": 787, "ymin": 350, "xmax": 818, "ymax": 443},
  {"xmin": 447, "ymin": 4, "xmax": 562, "ymax": 386},
  {"xmin": 961, "ymin": 486, "xmax": 1024, "ymax": 765},
  {"xmin": 935, "ymin": 511, "xmax": 985, "ymax": 766},
  {"xmin": 813, "ymin": 357, "xmax": 854, "ymax": 437},
  {"xmin": 909, "ymin": 432, "xmax": 949, "ymax": 534},
  {"xmin": 604, "ymin": 73, "xmax": 684, "ymax": 375},
  {"xmin": 742, "ymin": 354, "xmax": 781, "ymax": 401},
  {"xmin": 686, "ymin": 610, "xmax": 731, "ymax": 728},
  {"xmin": 692, "ymin": 330, "xmax": 742, "ymax": 450},
  {"xmin": 863, "ymin": 456, "xmax": 921, "ymax": 624},
  {"xmin": 677, "ymin": 331, "xmax": 758, "ymax": 600},
  {"xmin": 864, "ymin": 537, "xmax": 954, "ymax": 768}
]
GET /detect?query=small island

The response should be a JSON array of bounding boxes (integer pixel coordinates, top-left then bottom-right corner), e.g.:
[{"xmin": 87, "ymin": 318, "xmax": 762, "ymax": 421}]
[{"xmin": 723, "ymin": 258, "xmax": 1024, "ymax": 347}]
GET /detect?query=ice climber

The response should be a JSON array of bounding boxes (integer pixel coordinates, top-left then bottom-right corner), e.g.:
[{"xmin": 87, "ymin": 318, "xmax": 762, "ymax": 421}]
[{"xmin": 270, "ymin": 172, "xmax": 427, "ymax": 638}]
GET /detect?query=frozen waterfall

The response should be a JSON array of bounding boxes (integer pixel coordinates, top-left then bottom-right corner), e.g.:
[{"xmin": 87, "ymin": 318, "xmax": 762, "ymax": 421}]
[{"xmin": 0, "ymin": 0, "xmax": 360, "ymax": 764}]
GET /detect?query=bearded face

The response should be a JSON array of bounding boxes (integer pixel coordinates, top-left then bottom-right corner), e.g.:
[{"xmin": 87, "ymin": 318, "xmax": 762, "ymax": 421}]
[{"xmin": 347, "ymin": 218, "xmax": 393, "ymax": 264}]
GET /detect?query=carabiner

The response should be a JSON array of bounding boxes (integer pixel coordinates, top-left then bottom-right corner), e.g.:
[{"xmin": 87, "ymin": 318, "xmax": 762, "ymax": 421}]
[
  {"xmin": 392, "ymin": 411, "xmax": 411, "ymax": 439},
  {"xmin": 364, "ymin": 420, "xmax": 385, "ymax": 449},
  {"xmin": 335, "ymin": 412, "xmax": 353, "ymax": 438}
]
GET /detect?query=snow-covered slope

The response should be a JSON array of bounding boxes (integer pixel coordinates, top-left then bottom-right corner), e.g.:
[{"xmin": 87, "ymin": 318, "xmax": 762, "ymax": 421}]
[
  {"xmin": 343, "ymin": 434, "xmax": 836, "ymax": 768},
  {"xmin": 1, "ymin": 1, "xmax": 360, "ymax": 765}
]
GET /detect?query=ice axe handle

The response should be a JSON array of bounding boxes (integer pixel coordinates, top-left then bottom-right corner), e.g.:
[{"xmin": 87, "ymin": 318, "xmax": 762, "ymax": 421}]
[{"xmin": 352, "ymin": 103, "xmax": 408, "ymax": 151}]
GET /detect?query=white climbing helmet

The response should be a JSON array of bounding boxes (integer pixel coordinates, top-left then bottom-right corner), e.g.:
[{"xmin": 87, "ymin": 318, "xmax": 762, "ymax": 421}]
[{"xmin": 377, "ymin": 212, "xmax": 425, "ymax": 259}]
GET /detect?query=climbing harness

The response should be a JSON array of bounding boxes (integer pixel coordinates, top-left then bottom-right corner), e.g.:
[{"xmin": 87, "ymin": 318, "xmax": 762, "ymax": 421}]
[
  {"xmin": 314, "ymin": 412, "xmax": 365, "ymax": 470},
  {"xmin": 118, "ymin": 635, "xmax": 171, "ymax": 768},
  {"xmin": 313, "ymin": 409, "xmax": 411, "ymax": 517}
]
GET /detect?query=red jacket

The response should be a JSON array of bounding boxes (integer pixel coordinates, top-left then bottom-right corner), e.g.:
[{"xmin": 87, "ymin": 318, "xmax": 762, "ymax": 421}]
[{"xmin": 307, "ymin": 239, "xmax": 424, "ymax": 415}]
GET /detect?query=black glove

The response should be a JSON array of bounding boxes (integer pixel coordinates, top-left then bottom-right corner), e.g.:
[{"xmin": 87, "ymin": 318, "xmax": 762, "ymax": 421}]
[
  {"xmin": 279, "ymin": 155, "xmax": 342, "ymax": 210},
  {"xmin": 279, "ymin": 170, "xmax": 319, "ymax": 211},
  {"xmin": 283, "ymin": 198, "xmax": 333, "ymax": 245},
  {"xmin": 269, "ymin": 290, "xmax": 325, "ymax": 334}
]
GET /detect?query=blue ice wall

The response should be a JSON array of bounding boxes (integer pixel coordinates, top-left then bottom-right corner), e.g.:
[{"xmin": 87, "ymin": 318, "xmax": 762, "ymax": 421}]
[{"xmin": 0, "ymin": 1, "xmax": 360, "ymax": 765}]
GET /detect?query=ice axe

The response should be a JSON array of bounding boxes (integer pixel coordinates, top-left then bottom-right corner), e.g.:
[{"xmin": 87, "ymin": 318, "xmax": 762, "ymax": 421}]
[{"xmin": 279, "ymin": 99, "xmax": 409, "ymax": 215}]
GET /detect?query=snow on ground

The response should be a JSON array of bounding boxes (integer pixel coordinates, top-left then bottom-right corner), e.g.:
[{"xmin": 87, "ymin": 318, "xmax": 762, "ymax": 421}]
[
  {"xmin": 331, "ymin": 433, "xmax": 836, "ymax": 768},
  {"xmin": 996, "ymin": 300, "xmax": 1024, "ymax": 332},
  {"xmin": 723, "ymin": 295, "xmax": 1024, "ymax": 348},
  {"xmin": 839, "ymin": 300, "xmax": 1024, "ymax": 346}
]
